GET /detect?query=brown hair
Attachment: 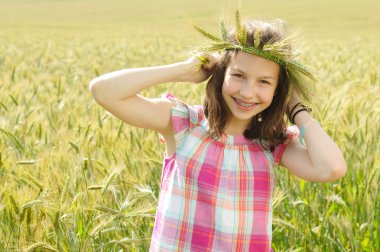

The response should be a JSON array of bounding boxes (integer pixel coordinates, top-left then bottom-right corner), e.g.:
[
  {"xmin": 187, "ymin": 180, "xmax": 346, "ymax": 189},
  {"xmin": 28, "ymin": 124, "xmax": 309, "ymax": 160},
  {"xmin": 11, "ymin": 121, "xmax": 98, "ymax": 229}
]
[{"xmin": 204, "ymin": 20, "xmax": 290, "ymax": 149}]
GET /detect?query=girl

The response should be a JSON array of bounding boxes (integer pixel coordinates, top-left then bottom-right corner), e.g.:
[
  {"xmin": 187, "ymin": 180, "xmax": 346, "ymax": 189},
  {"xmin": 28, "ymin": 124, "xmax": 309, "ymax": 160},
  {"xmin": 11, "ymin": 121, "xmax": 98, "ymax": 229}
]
[{"xmin": 89, "ymin": 13, "xmax": 346, "ymax": 252}]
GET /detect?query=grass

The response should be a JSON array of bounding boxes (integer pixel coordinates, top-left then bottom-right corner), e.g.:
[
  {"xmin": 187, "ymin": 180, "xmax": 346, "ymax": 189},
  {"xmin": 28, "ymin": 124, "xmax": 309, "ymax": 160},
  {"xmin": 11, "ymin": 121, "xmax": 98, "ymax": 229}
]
[{"xmin": 0, "ymin": 0, "xmax": 379, "ymax": 251}]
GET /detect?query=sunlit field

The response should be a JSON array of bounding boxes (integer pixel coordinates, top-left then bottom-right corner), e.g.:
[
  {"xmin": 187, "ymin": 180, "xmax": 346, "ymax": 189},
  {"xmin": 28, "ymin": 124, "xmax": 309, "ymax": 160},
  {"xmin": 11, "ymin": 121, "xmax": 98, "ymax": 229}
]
[{"xmin": 0, "ymin": 0, "xmax": 379, "ymax": 251}]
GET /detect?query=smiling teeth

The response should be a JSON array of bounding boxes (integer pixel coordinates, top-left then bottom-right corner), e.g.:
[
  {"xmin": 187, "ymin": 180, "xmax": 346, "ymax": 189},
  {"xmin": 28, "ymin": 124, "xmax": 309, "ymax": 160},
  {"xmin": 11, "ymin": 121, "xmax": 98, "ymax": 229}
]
[{"xmin": 234, "ymin": 98, "xmax": 255, "ymax": 107}]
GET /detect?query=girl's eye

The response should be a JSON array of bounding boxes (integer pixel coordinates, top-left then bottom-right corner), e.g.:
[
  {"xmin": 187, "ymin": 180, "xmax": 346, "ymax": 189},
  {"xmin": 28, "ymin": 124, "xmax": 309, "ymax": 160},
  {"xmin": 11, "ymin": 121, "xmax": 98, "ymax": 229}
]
[
  {"xmin": 259, "ymin": 80, "xmax": 271, "ymax": 85},
  {"xmin": 232, "ymin": 73, "xmax": 244, "ymax": 79}
]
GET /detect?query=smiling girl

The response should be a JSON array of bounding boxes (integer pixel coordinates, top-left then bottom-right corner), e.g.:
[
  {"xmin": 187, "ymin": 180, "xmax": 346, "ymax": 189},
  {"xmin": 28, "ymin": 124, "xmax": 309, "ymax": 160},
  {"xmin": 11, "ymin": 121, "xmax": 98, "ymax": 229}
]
[{"xmin": 89, "ymin": 12, "xmax": 346, "ymax": 252}]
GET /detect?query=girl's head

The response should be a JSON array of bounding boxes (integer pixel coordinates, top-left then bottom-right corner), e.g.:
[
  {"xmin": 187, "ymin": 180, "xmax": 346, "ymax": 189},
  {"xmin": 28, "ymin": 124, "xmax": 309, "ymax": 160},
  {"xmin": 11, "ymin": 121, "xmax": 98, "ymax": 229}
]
[{"xmin": 204, "ymin": 20, "xmax": 291, "ymax": 147}]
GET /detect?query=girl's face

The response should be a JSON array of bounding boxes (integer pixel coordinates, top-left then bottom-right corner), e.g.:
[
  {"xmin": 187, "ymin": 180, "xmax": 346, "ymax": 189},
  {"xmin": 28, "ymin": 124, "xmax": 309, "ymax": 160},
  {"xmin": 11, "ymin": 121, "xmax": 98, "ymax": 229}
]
[{"xmin": 222, "ymin": 51, "xmax": 280, "ymax": 133}]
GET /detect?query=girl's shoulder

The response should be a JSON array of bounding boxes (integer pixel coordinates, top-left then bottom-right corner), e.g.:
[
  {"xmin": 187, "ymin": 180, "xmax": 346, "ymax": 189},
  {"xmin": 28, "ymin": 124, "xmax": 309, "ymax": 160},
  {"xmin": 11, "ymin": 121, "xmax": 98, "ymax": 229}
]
[
  {"xmin": 161, "ymin": 92, "xmax": 205, "ymax": 127},
  {"xmin": 271, "ymin": 125, "xmax": 300, "ymax": 165},
  {"xmin": 160, "ymin": 92, "xmax": 206, "ymax": 144}
]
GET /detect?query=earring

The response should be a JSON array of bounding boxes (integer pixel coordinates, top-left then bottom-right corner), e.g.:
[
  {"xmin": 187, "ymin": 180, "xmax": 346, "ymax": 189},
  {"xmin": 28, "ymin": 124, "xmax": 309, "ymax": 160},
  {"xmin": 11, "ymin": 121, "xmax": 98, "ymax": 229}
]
[{"xmin": 257, "ymin": 114, "xmax": 263, "ymax": 122}]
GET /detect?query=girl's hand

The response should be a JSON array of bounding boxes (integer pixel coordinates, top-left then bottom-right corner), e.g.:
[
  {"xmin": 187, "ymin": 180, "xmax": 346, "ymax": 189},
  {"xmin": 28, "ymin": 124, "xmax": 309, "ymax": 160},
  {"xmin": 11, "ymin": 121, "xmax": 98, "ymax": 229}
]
[{"xmin": 182, "ymin": 52, "xmax": 219, "ymax": 84}]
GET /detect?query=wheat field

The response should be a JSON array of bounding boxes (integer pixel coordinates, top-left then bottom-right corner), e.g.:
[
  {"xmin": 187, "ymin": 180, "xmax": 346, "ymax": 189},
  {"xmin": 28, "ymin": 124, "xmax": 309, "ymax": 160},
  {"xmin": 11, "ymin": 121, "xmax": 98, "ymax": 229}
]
[{"xmin": 0, "ymin": 0, "xmax": 379, "ymax": 251}]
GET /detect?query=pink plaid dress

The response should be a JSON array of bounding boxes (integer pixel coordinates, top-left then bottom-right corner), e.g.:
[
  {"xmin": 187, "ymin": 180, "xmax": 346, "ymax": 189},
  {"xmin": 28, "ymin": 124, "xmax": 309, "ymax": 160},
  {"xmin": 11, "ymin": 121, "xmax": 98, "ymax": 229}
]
[{"xmin": 150, "ymin": 93, "xmax": 298, "ymax": 252}]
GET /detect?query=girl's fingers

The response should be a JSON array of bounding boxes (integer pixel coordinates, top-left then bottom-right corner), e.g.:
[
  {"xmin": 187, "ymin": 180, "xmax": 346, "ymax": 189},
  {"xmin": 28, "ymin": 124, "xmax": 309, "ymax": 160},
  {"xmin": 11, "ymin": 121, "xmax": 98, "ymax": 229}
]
[{"xmin": 199, "ymin": 52, "xmax": 219, "ymax": 70}]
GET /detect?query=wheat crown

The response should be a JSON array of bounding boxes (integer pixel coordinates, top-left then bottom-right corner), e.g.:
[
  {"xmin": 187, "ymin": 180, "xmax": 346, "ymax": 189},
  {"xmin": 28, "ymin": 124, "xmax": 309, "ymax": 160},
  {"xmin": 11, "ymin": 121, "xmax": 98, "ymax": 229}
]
[{"xmin": 193, "ymin": 9, "xmax": 314, "ymax": 102}]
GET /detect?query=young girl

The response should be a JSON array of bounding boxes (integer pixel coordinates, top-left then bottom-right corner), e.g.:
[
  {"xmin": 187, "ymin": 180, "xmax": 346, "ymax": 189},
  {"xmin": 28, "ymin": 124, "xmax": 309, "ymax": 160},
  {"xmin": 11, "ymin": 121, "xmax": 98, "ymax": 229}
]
[{"xmin": 89, "ymin": 13, "xmax": 346, "ymax": 252}]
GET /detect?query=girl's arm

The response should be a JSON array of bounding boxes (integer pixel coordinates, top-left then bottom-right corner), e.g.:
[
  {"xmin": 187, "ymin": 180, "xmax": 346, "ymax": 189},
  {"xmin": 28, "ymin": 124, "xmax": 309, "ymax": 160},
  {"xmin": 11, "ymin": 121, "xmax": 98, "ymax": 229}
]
[
  {"xmin": 89, "ymin": 54, "xmax": 215, "ymax": 136},
  {"xmin": 280, "ymin": 94, "xmax": 347, "ymax": 182}
]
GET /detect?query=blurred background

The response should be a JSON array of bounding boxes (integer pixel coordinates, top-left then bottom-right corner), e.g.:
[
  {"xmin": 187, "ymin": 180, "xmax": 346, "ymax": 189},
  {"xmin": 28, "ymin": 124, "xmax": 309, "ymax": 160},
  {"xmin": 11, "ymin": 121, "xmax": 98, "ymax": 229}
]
[
  {"xmin": 0, "ymin": 0, "xmax": 379, "ymax": 251},
  {"xmin": 1, "ymin": 0, "xmax": 379, "ymax": 38}
]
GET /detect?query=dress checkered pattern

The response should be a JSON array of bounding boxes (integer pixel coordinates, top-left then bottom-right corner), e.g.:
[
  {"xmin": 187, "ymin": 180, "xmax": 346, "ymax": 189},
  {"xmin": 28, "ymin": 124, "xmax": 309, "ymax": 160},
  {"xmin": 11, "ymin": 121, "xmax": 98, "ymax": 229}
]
[{"xmin": 150, "ymin": 93, "xmax": 298, "ymax": 252}]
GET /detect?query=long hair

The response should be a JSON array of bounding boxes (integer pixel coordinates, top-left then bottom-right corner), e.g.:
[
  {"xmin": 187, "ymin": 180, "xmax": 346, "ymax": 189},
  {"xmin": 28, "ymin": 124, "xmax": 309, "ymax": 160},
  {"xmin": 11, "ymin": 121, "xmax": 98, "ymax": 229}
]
[{"xmin": 204, "ymin": 20, "xmax": 290, "ymax": 149}]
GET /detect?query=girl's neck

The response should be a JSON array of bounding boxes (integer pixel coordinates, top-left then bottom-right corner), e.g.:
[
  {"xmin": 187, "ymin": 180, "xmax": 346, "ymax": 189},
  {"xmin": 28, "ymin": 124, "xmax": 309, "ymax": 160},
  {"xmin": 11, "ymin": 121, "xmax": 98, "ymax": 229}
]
[
  {"xmin": 223, "ymin": 121, "xmax": 250, "ymax": 136},
  {"xmin": 223, "ymin": 128, "xmax": 244, "ymax": 136}
]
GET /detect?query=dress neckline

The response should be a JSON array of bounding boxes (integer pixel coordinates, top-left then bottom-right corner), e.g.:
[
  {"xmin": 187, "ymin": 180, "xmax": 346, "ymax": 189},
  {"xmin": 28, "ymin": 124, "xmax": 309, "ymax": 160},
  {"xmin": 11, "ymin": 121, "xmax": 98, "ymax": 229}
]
[
  {"xmin": 201, "ymin": 119, "xmax": 257, "ymax": 146},
  {"xmin": 213, "ymin": 132, "xmax": 257, "ymax": 146}
]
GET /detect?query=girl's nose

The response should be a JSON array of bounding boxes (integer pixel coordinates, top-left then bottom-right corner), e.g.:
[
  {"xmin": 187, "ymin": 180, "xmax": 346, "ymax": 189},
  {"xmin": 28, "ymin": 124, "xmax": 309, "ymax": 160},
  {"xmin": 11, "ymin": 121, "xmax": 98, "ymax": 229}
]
[{"xmin": 239, "ymin": 81, "xmax": 256, "ymax": 99}]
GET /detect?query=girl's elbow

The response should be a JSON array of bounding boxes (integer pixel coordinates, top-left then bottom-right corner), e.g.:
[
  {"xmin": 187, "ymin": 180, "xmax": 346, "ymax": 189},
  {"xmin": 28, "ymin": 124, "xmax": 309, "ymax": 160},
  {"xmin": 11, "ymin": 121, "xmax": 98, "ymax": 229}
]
[
  {"xmin": 89, "ymin": 78, "xmax": 105, "ymax": 102},
  {"xmin": 325, "ymin": 160, "xmax": 347, "ymax": 182},
  {"xmin": 89, "ymin": 77, "xmax": 102, "ymax": 94},
  {"xmin": 324, "ymin": 149, "xmax": 347, "ymax": 181}
]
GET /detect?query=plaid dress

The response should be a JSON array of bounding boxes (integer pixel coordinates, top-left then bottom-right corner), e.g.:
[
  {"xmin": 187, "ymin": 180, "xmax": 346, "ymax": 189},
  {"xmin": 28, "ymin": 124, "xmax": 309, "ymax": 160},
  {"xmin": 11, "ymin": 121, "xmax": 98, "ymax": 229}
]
[{"xmin": 150, "ymin": 93, "xmax": 298, "ymax": 252}]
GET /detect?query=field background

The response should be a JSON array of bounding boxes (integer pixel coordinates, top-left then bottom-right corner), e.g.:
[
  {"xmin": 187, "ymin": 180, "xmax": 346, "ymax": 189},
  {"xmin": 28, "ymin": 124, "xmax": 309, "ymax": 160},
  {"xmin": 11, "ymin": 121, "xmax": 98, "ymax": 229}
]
[{"xmin": 0, "ymin": 0, "xmax": 379, "ymax": 251}]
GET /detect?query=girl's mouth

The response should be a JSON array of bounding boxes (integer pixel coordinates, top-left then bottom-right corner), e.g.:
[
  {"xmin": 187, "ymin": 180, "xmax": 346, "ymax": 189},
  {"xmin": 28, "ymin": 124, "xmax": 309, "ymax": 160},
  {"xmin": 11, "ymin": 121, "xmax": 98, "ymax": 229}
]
[{"xmin": 232, "ymin": 97, "xmax": 258, "ymax": 110}]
